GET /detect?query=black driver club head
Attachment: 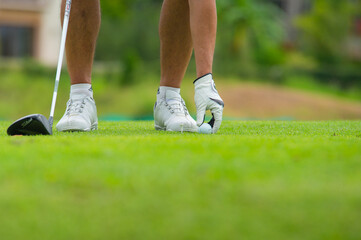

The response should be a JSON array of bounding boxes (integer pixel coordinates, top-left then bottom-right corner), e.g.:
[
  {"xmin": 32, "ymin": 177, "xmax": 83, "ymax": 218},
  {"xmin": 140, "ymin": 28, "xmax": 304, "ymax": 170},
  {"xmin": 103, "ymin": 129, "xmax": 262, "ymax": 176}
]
[{"xmin": 7, "ymin": 114, "xmax": 52, "ymax": 136}]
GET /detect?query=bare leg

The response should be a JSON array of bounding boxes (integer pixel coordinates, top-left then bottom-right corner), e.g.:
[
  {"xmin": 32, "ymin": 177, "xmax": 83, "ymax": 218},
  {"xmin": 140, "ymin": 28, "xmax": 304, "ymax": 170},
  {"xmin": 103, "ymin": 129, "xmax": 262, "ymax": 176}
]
[
  {"xmin": 61, "ymin": 0, "xmax": 100, "ymax": 85},
  {"xmin": 159, "ymin": 0, "xmax": 217, "ymax": 87},
  {"xmin": 188, "ymin": 0, "xmax": 217, "ymax": 78},
  {"xmin": 159, "ymin": 0, "xmax": 193, "ymax": 88}
]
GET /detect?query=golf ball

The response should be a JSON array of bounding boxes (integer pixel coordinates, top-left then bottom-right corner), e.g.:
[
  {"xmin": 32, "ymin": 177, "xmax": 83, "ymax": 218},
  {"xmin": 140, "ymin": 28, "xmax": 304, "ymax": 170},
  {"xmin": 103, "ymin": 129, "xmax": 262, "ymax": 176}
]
[{"xmin": 198, "ymin": 123, "xmax": 213, "ymax": 134}]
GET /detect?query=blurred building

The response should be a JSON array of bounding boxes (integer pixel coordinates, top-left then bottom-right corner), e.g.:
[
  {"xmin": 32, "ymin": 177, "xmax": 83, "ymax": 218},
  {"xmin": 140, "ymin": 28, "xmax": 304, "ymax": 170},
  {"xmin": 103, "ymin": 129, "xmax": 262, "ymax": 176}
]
[{"xmin": 0, "ymin": 0, "xmax": 61, "ymax": 65}]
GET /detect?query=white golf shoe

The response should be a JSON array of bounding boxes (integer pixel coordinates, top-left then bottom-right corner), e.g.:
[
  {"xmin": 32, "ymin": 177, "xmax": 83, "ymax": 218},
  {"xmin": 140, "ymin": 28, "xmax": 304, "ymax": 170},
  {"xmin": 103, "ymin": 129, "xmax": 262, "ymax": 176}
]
[
  {"xmin": 56, "ymin": 96, "xmax": 98, "ymax": 132},
  {"xmin": 154, "ymin": 89, "xmax": 198, "ymax": 132}
]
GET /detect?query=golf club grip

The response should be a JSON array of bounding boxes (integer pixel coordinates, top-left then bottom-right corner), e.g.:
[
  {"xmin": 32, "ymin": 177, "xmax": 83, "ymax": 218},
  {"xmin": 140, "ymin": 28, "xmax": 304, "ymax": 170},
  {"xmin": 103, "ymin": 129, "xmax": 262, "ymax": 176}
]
[{"xmin": 49, "ymin": 0, "xmax": 72, "ymax": 126}]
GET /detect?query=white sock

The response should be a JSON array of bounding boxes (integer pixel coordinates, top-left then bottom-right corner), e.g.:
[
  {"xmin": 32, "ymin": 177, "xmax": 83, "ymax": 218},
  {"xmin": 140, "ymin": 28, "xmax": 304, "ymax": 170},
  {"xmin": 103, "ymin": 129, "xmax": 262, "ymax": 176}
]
[
  {"xmin": 70, "ymin": 84, "xmax": 93, "ymax": 99},
  {"xmin": 157, "ymin": 86, "xmax": 180, "ymax": 102}
]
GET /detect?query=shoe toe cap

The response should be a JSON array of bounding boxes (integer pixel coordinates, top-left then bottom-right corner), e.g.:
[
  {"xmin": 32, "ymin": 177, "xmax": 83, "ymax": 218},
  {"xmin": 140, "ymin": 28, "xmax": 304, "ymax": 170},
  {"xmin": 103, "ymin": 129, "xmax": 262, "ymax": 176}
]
[{"xmin": 56, "ymin": 116, "xmax": 90, "ymax": 131}]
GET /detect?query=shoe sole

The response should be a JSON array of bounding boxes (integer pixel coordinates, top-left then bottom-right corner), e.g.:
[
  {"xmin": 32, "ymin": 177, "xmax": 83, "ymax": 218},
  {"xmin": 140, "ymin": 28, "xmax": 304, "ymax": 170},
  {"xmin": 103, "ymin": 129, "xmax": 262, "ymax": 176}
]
[
  {"xmin": 58, "ymin": 122, "xmax": 98, "ymax": 132},
  {"xmin": 155, "ymin": 124, "xmax": 197, "ymax": 133},
  {"xmin": 155, "ymin": 125, "xmax": 165, "ymax": 131}
]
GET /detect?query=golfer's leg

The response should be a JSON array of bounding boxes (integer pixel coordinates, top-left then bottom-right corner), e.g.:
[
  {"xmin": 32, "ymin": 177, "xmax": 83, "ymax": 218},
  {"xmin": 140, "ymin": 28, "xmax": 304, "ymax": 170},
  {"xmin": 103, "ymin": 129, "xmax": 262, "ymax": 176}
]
[
  {"xmin": 61, "ymin": 0, "xmax": 100, "ymax": 85},
  {"xmin": 188, "ymin": 0, "xmax": 217, "ymax": 78},
  {"xmin": 155, "ymin": 0, "xmax": 197, "ymax": 132},
  {"xmin": 57, "ymin": 0, "xmax": 100, "ymax": 132},
  {"xmin": 159, "ymin": 0, "xmax": 193, "ymax": 88}
]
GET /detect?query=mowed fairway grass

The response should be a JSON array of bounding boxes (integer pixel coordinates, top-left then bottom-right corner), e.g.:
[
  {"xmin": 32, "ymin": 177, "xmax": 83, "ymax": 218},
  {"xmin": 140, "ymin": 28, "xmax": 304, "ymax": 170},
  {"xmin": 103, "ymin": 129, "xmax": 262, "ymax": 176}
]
[{"xmin": 0, "ymin": 120, "xmax": 361, "ymax": 240}]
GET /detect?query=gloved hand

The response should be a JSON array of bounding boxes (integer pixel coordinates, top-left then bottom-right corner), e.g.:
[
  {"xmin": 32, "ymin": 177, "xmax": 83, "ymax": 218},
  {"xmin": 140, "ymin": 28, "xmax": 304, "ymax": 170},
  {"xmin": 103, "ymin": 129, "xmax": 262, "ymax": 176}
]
[{"xmin": 194, "ymin": 74, "xmax": 224, "ymax": 133}]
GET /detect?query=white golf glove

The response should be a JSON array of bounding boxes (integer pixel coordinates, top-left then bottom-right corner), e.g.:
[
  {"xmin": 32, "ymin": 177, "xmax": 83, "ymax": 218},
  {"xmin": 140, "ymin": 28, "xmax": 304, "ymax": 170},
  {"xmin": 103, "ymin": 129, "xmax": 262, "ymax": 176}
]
[{"xmin": 194, "ymin": 74, "xmax": 224, "ymax": 133}]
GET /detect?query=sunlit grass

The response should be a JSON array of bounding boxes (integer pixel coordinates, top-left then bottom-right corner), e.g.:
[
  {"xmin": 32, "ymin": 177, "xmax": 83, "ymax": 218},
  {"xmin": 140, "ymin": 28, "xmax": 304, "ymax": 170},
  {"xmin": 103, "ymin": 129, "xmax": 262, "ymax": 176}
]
[{"xmin": 0, "ymin": 120, "xmax": 361, "ymax": 239}]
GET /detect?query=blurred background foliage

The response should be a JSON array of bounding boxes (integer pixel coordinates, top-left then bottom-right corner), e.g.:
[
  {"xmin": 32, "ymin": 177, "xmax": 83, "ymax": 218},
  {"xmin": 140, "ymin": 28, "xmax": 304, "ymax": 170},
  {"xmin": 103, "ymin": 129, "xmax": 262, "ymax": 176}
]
[
  {"xmin": 296, "ymin": 0, "xmax": 355, "ymax": 65},
  {"xmin": 2, "ymin": 0, "xmax": 361, "ymax": 87},
  {"xmin": 94, "ymin": 0, "xmax": 361, "ymax": 87}
]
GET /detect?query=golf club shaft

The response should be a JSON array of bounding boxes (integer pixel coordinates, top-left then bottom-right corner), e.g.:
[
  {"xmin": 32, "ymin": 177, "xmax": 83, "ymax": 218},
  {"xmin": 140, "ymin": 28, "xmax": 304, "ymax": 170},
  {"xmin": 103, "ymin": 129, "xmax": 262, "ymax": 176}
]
[{"xmin": 49, "ymin": 0, "xmax": 72, "ymax": 128}]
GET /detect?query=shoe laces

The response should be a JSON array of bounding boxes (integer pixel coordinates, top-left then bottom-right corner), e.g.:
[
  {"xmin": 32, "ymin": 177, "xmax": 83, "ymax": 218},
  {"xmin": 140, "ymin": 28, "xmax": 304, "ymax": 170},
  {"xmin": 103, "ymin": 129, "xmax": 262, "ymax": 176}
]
[
  {"xmin": 66, "ymin": 99, "xmax": 86, "ymax": 115},
  {"xmin": 181, "ymin": 99, "xmax": 189, "ymax": 116},
  {"xmin": 165, "ymin": 100, "xmax": 183, "ymax": 115}
]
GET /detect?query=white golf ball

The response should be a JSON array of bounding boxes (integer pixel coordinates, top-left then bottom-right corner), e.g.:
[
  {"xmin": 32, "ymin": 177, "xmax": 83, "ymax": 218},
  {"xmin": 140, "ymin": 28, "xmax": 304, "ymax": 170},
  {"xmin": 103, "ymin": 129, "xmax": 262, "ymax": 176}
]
[{"xmin": 198, "ymin": 123, "xmax": 213, "ymax": 134}]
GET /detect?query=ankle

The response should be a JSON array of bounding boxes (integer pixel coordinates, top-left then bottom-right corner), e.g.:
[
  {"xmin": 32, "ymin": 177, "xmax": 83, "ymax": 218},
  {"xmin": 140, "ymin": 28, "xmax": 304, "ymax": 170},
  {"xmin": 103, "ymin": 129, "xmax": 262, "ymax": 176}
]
[
  {"xmin": 70, "ymin": 84, "xmax": 93, "ymax": 99},
  {"xmin": 157, "ymin": 86, "xmax": 180, "ymax": 102}
]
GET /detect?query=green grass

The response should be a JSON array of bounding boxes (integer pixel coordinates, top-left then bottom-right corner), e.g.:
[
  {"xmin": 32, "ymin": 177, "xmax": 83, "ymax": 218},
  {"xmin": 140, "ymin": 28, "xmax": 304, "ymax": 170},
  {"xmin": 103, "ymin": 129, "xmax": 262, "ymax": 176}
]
[{"xmin": 1, "ymin": 120, "xmax": 361, "ymax": 240}]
